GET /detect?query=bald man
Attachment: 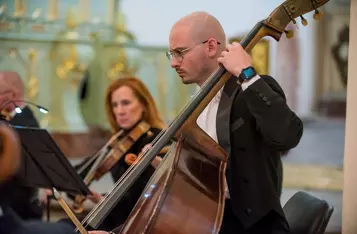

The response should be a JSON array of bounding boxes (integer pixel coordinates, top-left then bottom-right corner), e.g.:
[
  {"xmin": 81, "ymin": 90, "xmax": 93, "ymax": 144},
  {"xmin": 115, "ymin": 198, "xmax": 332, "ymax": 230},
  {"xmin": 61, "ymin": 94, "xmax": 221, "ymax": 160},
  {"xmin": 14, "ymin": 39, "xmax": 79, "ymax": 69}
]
[
  {"xmin": 0, "ymin": 71, "xmax": 44, "ymax": 221},
  {"xmin": 0, "ymin": 71, "xmax": 36, "ymax": 124},
  {"xmin": 166, "ymin": 12, "xmax": 301, "ymax": 234},
  {"xmin": 89, "ymin": 12, "xmax": 303, "ymax": 234}
]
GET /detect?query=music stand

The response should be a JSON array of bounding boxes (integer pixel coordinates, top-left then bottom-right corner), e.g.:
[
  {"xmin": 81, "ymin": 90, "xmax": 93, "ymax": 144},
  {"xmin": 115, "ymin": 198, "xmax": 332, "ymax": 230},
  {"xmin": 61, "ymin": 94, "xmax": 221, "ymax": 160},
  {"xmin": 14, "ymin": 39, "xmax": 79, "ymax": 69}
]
[{"xmin": 12, "ymin": 125, "xmax": 91, "ymax": 234}]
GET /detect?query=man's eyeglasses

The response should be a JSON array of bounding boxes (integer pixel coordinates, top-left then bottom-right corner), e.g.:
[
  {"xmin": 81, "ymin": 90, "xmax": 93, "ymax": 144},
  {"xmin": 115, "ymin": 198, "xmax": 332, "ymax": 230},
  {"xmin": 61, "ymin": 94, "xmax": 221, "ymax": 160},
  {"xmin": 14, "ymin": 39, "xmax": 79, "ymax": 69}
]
[{"xmin": 166, "ymin": 40, "xmax": 221, "ymax": 62}]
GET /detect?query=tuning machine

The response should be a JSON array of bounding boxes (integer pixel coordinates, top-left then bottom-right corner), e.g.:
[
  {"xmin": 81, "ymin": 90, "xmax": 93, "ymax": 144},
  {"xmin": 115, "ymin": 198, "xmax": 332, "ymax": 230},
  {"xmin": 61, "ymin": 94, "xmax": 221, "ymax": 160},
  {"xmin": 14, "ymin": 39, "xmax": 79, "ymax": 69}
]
[
  {"xmin": 313, "ymin": 9, "xmax": 323, "ymax": 20},
  {"xmin": 284, "ymin": 30, "xmax": 294, "ymax": 39},
  {"xmin": 300, "ymin": 15, "xmax": 308, "ymax": 26}
]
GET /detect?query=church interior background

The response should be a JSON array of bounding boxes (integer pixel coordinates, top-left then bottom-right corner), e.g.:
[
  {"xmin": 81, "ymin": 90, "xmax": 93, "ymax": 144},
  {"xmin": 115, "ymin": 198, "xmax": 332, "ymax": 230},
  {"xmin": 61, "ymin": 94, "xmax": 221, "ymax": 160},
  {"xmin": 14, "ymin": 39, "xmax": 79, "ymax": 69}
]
[{"xmin": 0, "ymin": 0, "xmax": 351, "ymax": 233}]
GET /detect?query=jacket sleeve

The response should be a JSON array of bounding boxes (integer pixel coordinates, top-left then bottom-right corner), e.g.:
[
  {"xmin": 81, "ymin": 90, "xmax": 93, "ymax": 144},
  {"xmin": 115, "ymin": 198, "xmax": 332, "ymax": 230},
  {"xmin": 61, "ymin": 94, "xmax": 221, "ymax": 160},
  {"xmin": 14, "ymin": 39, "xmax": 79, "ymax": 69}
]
[{"xmin": 241, "ymin": 75, "xmax": 303, "ymax": 151}]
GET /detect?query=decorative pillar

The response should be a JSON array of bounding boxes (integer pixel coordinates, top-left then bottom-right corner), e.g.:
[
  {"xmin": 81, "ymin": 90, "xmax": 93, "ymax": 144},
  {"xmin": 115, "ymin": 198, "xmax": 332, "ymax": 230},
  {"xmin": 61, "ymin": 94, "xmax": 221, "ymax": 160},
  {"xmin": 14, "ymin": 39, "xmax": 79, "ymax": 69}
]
[
  {"xmin": 48, "ymin": 0, "xmax": 58, "ymax": 20},
  {"xmin": 79, "ymin": 0, "xmax": 90, "ymax": 22},
  {"xmin": 14, "ymin": 0, "xmax": 27, "ymax": 17},
  {"xmin": 342, "ymin": 1, "xmax": 357, "ymax": 233},
  {"xmin": 107, "ymin": 0, "xmax": 118, "ymax": 24}
]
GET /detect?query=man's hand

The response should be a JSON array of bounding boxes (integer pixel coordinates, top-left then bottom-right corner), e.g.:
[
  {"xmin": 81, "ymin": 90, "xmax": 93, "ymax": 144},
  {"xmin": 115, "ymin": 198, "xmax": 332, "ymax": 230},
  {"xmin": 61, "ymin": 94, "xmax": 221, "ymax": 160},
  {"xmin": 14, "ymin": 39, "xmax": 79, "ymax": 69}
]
[{"xmin": 217, "ymin": 42, "xmax": 252, "ymax": 77}]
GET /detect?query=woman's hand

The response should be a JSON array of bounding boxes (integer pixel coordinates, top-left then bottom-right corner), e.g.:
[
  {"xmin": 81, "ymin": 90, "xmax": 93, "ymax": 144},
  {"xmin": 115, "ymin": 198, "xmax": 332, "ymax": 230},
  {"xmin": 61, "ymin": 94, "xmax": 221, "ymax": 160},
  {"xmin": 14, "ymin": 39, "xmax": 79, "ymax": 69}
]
[
  {"xmin": 140, "ymin": 144, "xmax": 163, "ymax": 168},
  {"xmin": 141, "ymin": 144, "xmax": 152, "ymax": 154},
  {"xmin": 124, "ymin": 144, "xmax": 162, "ymax": 168},
  {"xmin": 40, "ymin": 189, "xmax": 53, "ymax": 205},
  {"xmin": 124, "ymin": 153, "xmax": 138, "ymax": 165},
  {"xmin": 87, "ymin": 190, "xmax": 103, "ymax": 204}
]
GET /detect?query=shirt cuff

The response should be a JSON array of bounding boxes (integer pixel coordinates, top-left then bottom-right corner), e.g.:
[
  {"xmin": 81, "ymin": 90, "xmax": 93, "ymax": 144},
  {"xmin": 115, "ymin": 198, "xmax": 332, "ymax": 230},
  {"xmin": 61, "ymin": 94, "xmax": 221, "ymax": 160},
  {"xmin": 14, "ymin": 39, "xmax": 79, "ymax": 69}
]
[{"xmin": 240, "ymin": 75, "xmax": 261, "ymax": 91}]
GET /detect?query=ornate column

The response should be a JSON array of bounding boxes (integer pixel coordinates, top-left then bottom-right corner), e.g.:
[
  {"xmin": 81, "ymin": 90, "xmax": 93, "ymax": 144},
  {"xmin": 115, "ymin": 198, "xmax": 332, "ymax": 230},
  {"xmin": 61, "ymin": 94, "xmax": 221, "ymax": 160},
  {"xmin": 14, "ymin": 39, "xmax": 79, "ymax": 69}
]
[
  {"xmin": 48, "ymin": 0, "xmax": 58, "ymax": 20},
  {"xmin": 14, "ymin": 0, "xmax": 27, "ymax": 17},
  {"xmin": 342, "ymin": 1, "xmax": 357, "ymax": 233}
]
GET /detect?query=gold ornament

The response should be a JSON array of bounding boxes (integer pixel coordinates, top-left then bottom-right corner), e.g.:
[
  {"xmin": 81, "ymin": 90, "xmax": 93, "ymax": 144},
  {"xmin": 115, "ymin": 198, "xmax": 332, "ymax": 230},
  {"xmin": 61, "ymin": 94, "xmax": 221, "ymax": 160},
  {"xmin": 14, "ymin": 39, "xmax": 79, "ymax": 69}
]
[
  {"xmin": 65, "ymin": 8, "xmax": 77, "ymax": 29},
  {"xmin": 28, "ymin": 49, "xmax": 36, "ymax": 61},
  {"xmin": 106, "ymin": 51, "xmax": 134, "ymax": 80}
]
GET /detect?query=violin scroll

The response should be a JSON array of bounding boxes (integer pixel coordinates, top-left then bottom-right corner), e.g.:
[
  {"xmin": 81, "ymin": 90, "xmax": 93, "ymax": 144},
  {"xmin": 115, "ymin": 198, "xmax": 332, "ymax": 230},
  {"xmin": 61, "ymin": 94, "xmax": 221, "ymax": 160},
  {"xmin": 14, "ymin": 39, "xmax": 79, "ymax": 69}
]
[{"xmin": 0, "ymin": 123, "xmax": 21, "ymax": 183}]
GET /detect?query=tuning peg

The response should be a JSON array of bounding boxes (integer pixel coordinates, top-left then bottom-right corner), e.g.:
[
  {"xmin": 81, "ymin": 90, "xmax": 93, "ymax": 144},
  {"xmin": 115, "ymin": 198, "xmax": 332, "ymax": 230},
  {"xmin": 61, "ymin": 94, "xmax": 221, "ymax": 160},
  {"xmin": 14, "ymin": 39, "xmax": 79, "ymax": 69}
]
[
  {"xmin": 313, "ymin": 9, "xmax": 323, "ymax": 20},
  {"xmin": 284, "ymin": 30, "xmax": 294, "ymax": 39},
  {"xmin": 300, "ymin": 15, "xmax": 308, "ymax": 26}
]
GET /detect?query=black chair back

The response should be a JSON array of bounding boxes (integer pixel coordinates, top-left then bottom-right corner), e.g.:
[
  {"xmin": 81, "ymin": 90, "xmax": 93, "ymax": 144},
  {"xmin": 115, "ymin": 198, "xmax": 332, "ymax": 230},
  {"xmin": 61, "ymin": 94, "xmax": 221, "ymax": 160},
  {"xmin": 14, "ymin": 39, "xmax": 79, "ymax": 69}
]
[{"xmin": 283, "ymin": 191, "xmax": 334, "ymax": 234}]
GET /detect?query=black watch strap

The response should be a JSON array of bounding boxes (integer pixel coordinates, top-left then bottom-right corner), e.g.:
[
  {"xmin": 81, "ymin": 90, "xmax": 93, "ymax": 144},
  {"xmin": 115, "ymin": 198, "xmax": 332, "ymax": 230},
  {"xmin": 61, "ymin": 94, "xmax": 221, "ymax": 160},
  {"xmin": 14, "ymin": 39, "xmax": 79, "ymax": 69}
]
[{"xmin": 238, "ymin": 66, "xmax": 257, "ymax": 84}]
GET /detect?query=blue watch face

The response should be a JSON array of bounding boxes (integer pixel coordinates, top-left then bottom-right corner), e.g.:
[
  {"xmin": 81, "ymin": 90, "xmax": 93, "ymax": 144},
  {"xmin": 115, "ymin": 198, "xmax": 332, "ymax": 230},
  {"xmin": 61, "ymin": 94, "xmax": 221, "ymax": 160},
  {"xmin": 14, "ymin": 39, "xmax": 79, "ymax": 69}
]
[{"xmin": 243, "ymin": 67, "xmax": 255, "ymax": 79}]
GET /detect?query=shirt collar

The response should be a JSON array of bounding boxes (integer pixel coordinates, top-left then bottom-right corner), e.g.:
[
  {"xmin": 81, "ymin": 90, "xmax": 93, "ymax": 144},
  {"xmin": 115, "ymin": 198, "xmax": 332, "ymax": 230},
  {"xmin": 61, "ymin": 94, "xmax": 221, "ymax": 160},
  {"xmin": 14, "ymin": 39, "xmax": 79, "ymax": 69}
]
[{"xmin": 193, "ymin": 85, "xmax": 222, "ymax": 103}]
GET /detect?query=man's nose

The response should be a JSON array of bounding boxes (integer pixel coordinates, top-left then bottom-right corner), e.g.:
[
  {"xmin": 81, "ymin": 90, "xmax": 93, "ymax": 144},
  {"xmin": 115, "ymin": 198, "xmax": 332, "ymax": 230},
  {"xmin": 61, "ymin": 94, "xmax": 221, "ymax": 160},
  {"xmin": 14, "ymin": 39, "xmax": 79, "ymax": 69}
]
[{"xmin": 170, "ymin": 56, "xmax": 180, "ymax": 68}]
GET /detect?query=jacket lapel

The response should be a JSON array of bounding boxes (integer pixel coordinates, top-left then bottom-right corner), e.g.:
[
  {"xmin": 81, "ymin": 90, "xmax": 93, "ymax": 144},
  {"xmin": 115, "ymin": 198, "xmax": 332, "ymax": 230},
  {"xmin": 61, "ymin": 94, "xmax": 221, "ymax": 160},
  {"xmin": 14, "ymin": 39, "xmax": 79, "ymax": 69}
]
[{"xmin": 216, "ymin": 76, "xmax": 240, "ymax": 155}]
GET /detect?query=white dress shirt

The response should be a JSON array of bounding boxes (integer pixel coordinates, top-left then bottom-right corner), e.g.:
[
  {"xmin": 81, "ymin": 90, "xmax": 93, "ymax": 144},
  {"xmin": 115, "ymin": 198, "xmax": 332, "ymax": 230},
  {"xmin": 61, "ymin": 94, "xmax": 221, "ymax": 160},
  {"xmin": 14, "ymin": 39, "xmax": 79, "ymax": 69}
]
[{"xmin": 196, "ymin": 75, "xmax": 261, "ymax": 199}]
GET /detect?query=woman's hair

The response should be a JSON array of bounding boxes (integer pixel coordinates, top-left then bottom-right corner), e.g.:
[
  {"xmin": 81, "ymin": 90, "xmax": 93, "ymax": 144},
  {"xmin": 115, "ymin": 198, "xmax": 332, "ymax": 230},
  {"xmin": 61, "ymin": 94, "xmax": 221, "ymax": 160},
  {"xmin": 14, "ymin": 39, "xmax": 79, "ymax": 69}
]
[{"xmin": 105, "ymin": 76, "xmax": 165, "ymax": 132}]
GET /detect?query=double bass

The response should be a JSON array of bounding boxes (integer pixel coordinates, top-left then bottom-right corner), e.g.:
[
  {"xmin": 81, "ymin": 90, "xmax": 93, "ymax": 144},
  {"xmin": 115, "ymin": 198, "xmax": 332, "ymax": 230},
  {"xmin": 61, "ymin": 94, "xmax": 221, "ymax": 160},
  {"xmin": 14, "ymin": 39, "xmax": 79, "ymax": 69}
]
[{"xmin": 72, "ymin": 0, "xmax": 331, "ymax": 233}]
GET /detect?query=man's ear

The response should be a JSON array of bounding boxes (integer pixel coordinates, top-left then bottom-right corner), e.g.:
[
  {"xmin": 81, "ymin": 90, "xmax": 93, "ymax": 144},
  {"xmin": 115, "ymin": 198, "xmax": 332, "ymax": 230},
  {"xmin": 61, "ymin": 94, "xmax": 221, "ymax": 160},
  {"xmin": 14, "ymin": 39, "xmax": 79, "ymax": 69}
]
[{"xmin": 207, "ymin": 40, "xmax": 218, "ymax": 58}]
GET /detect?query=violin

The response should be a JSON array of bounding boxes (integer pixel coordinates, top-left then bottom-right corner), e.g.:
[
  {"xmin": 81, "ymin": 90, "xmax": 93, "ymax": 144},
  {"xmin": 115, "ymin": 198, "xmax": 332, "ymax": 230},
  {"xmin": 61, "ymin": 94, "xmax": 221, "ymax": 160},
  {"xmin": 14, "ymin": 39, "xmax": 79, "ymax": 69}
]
[
  {"xmin": 72, "ymin": 120, "xmax": 152, "ymax": 213},
  {"xmin": 0, "ymin": 122, "xmax": 21, "ymax": 184},
  {"xmin": 70, "ymin": 0, "xmax": 331, "ymax": 232}
]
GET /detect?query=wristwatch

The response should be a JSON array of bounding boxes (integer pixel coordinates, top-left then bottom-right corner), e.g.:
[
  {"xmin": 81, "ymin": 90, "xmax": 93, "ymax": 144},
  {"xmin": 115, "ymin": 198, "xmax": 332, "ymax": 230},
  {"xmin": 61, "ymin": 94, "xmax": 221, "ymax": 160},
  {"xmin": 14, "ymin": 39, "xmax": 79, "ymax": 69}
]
[{"xmin": 237, "ymin": 66, "xmax": 257, "ymax": 84}]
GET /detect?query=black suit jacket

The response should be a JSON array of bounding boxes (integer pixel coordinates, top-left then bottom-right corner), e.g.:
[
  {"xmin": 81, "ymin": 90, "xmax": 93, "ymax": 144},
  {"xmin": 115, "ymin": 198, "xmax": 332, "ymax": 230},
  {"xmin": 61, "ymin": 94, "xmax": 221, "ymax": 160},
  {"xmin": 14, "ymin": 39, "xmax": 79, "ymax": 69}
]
[
  {"xmin": 8, "ymin": 106, "xmax": 44, "ymax": 220},
  {"xmin": 216, "ymin": 75, "xmax": 303, "ymax": 229}
]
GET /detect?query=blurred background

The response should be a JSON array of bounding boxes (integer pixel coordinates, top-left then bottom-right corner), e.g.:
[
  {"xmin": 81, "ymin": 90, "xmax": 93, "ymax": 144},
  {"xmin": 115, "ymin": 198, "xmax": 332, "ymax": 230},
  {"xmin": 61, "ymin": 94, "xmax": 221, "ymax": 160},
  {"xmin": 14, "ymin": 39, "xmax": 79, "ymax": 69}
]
[{"xmin": 0, "ymin": 0, "xmax": 351, "ymax": 233}]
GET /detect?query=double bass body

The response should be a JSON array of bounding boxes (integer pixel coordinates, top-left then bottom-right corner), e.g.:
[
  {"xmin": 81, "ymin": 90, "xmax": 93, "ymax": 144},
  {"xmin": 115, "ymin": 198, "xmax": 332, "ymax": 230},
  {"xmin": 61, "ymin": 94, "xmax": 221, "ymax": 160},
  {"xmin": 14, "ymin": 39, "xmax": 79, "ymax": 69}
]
[{"xmin": 120, "ymin": 126, "xmax": 228, "ymax": 234}]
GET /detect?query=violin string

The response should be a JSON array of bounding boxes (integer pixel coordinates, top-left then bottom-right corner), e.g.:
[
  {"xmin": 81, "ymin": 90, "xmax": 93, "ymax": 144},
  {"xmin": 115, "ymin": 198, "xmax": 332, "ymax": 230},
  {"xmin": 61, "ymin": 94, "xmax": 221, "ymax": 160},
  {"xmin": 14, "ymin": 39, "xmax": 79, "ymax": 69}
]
[
  {"xmin": 80, "ymin": 68, "xmax": 224, "ymax": 226},
  {"xmin": 76, "ymin": 130, "xmax": 125, "ymax": 175}
]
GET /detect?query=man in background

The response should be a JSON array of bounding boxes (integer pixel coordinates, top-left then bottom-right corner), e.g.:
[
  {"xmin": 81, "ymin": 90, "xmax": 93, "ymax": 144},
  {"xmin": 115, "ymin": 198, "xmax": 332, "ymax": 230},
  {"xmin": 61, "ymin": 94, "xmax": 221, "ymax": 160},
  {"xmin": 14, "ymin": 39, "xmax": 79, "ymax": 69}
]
[{"xmin": 0, "ymin": 71, "xmax": 44, "ymax": 221}]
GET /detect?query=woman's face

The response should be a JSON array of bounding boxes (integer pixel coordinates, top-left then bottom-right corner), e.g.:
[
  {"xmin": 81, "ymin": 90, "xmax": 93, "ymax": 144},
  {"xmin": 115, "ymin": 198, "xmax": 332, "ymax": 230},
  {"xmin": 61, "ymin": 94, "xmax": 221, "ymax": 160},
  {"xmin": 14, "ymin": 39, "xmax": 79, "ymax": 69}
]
[{"xmin": 111, "ymin": 85, "xmax": 145, "ymax": 130}]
